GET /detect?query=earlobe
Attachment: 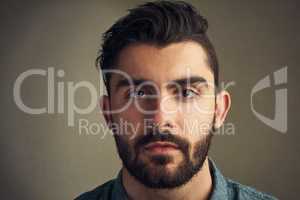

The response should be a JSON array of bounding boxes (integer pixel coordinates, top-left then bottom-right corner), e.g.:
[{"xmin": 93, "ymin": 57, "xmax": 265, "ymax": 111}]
[{"xmin": 214, "ymin": 90, "xmax": 231, "ymax": 129}]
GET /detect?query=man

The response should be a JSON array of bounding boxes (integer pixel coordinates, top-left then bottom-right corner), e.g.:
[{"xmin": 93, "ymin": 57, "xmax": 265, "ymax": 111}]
[{"xmin": 76, "ymin": 1, "xmax": 277, "ymax": 199}]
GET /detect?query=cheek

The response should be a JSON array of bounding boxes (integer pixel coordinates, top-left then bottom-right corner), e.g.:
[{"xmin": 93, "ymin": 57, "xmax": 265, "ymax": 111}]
[
  {"xmin": 111, "ymin": 110, "xmax": 145, "ymax": 139},
  {"xmin": 112, "ymin": 97, "xmax": 145, "ymax": 119},
  {"xmin": 179, "ymin": 111, "xmax": 215, "ymax": 139},
  {"xmin": 178, "ymin": 97, "xmax": 215, "ymax": 131},
  {"xmin": 183, "ymin": 98, "xmax": 215, "ymax": 115}
]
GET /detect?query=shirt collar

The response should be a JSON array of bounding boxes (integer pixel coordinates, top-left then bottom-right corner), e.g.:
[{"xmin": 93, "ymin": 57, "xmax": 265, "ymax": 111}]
[
  {"xmin": 112, "ymin": 158, "xmax": 228, "ymax": 200},
  {"xmin": 111, "ymin": 169, "xmax": 128, "ymax": 200},
  {"xmin": 208, "ymin": 159, "xmax": 229, "ymax": 200}
]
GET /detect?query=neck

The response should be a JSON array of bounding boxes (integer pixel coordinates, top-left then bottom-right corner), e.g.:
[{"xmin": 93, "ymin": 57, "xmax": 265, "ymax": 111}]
[{"xmin": 122, "ymin": 158, "xmax": 212, "ymax": 200}]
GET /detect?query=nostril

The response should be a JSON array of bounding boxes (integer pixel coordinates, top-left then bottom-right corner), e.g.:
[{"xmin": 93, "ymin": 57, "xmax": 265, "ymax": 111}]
[{"xmin": 165, "ymin": 122, "xmax": 172, "ymax": 128}]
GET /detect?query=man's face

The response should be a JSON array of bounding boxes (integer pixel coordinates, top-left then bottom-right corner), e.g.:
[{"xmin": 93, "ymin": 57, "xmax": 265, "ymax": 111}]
[{"xmin": 103, "ymin": 41, "xmax": 218, "ymax": 188}]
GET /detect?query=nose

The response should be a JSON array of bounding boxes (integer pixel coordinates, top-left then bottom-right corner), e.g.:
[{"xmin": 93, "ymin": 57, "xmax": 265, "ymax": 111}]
[{"xmin": 148, "ymin": 92, "xmax": 178, "ymax": 130}]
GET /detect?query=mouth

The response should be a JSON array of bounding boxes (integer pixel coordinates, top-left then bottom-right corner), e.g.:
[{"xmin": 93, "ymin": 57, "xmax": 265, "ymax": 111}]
[{"xmin": 144, "ymin": 142, "xmax": 179, "ymax": 154}]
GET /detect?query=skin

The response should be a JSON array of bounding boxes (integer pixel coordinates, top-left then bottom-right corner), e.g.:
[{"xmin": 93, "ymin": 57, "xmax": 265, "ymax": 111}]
[{"xmin": 101, "ymin": 41, "xmax": 231, "ymax": 200}]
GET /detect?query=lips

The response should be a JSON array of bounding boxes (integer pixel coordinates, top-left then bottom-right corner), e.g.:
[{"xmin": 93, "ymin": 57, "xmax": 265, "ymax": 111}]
[{"xmin": 144, "ymin": 141, "xmax": 179, "ymax": 153}]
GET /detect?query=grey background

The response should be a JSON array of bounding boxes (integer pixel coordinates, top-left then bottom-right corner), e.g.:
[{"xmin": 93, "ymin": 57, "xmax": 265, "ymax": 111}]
[{"xmin": 0, "ymin": 0, "xmax": 299, "ymax": 199}]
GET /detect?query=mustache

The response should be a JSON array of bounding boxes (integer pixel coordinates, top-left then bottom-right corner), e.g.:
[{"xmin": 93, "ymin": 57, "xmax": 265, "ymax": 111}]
[{"xmin": 134, "ymin": 129, "xmax": 190, "ymax": 152}]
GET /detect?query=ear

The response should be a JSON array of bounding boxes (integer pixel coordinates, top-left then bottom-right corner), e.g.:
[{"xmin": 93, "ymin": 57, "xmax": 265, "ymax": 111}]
[
  {"xmin": 214, "ymin": 90, "xmax": 231, "ymax": 129},
  {"xmin": 99, "ymin": 95, "xmax": 112, "ymax": 127}
]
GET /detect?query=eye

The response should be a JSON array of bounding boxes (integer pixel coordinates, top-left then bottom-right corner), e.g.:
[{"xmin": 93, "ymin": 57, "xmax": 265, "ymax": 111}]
[
  {"xmin": 129, "ymin": 89, "xmax": 146, "ymax": 98},
  {"xmin": 181, "ymin": 88, "xmax": 198, "ymax": 98}
]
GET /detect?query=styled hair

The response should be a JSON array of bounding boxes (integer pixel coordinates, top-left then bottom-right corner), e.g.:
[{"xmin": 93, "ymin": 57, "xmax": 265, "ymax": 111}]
[{"xmin": 97, "ymin": 0, "xmax": 219, "ymax": 93}]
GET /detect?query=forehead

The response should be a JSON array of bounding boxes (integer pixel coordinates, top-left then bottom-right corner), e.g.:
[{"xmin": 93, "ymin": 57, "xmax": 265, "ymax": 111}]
[{"xmin": 111, "ymin": 41, "xmax": 214, "ymax": 89}]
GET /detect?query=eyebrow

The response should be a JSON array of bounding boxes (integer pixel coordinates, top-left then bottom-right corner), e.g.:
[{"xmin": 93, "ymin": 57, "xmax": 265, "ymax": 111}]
[
  {"xmin": 166, "ymin": 76, "xmax": 208, "ymax": 89},
  {"xmin": 114, "ymin": 76, "xmax": 208, "ymax": 92},
  {"xmin": 115, "ymin": 78, "xmax": 149, "ymax": 92}
]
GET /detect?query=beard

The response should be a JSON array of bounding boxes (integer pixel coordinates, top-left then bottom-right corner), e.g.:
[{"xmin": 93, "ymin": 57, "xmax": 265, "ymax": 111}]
[{"xmin": 113, "ymin": 118, "xmax": 215, "ymax": 189}]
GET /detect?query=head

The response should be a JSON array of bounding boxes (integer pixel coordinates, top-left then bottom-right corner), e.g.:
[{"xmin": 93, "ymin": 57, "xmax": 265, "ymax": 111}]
[{"xmin": 99, "ymin": 1, "xmax": 231, "ymax": 189}]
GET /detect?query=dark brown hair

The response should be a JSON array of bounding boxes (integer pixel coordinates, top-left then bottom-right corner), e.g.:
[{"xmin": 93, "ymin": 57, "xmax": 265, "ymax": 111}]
[{"xmin": 97, "ymin": 0, "xmax": 219, "ymax": 93}]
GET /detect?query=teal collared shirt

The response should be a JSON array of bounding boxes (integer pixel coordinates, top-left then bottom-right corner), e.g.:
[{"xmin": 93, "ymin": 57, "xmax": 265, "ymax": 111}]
[{"xmin": 75, "ymin": 159, "xmax": 277, "ymax": 200}]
